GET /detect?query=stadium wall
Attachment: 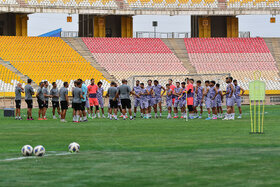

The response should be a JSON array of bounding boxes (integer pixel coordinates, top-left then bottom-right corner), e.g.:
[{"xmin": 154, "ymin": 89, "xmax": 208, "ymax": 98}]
[
  {"xmin": 0, "ymin": 13, "xmax": 27, "ymax": 36},
  {"xmin": 78, "ymin": 15, "xmax": 132, "ymax": 37},
  {"xmin": 191, "ymin": 16, "xmax": 238, "ymax": 38}
]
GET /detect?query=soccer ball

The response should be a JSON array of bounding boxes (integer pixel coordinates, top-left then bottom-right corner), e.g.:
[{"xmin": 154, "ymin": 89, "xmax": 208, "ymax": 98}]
[
  {"xmin": 33, "ymin": 145, "xmax": 45, "ymax": 157},
  {"xmin": 68, "ymin": 142, "xmax": 80, "ymax": 153},
  {"xmin": 21, "ymin": 145, "xmax": 33, "ymax": 156}
]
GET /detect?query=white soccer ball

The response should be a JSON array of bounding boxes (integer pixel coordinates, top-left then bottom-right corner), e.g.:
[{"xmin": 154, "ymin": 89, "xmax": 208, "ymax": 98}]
[
  {"xmin": 21, "ymin": 145, "xmax": 33, "ymax": 156},
  {"xmin": 68, "ymin": 142, "xmax": 80, "ymax": 153},
  {"xmin": 33, "ymin": 145, "xmax": 45, "ymax": 157}
]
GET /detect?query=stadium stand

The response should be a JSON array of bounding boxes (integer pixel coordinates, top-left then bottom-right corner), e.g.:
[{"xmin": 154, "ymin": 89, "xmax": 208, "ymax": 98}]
[
  {"xmin": 82, "ymin": 38, "xmax": 189, "ymax": 82},
  {"xmin": 227, "ymin": 0, "xmax": 280, "ymax": 8},
  {"xmin": 0, "ymin": 64, "xmax": 25, "ymax": 97},
  {"xmin": 126, "ymin": 0, "xmax": 218, "ymax": 8},
  {"xmin": 0, "ymin": 0, "xmax": 279, "ymax": 9},
  {"xmin": 0, "ymin": 36, "xmax": 109, "ymax": 95},
  {"xmin": 0, "ymin": 0, "xmax": 17, "ymax": 5},
  {"xmin": 184, "ymin": 38, "xmax": 280, "ymax": 92},
  {"xmin": 22, "ymin": 0, "xmax": 118, "ymax": 7}
]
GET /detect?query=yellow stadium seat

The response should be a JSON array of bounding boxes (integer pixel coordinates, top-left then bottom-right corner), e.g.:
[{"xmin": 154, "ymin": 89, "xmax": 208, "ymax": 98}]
[{"xmin": 0, "ymin": 36, "xmax": 108, "ymax": 88}]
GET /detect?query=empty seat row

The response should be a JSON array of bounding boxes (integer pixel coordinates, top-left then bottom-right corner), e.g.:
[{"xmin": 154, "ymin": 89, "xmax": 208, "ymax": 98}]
[
  {"xmin": 83, "ymin": 38, "xmax": 188, "ymax": 82},
  {"xmin": 0, "ymin": 36, "xmax": 108, "ymax": 93},
  {"xmin": 185, "ymin": 38, "xmax": 270, "ymax": 53},
  {"xmin": 83, "ymin": 38, "xmax": 173, "ymax": 53},
  {"xmin": 0, "ymin": 0, "xmax": 278, "ymax": 8},
  {"xmin": 185, "ymin": 37, "xmax": 280, "ymax": 91}
]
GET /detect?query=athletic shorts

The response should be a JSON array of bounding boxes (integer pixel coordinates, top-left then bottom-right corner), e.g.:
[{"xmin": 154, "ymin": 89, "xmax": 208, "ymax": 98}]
[
  {"xmin": 81, "ymin": 101, "xmax": 86, "ymax": 111},
  {"xmin": 43, "ymin": 100, "xmax": 48, "ymax": 108},
  {"xmin": 25, "ymin": 100, "xmax": 33, "ymax": 109},
  {"xmin": 52, "ymin": 101, "xmax": 59, "ymax": 108},
  {"xmin": 174, "ymin": 99, "xmax": 180, "ymax": 108},
  {"xmin": 37, "ymin": 99, "xmax": 44, "ymax": 109},
  {"xmin": 147, "ymin": 98, "xmax": 154, "ymax": 107},
  {"xmin": 121, "ymin": 99, "xmax": 131, "ymax": 109},
  {"xmin": 210, "ymin": 98, "xmax": 217, "ymax": 108},
  {"xmin": 109, "ymin": 100, "xmax": 118, "ymax": 109},
  {"xmin": 140, "ymin": 99, "xmax": 149, "ymax": 109},
  {"xmin": 235, "ymin": 98, "xmax": 242, "ymax": 107},
  {"xmin": 226, "ymin": 97, "xmax": 235, "ymax": 107},
  {"xmin": 98, "ymin": 97, "xmax": 104, "ymax": 108},
  {"xmin": 15, "ymin": 100, "xmax": 21, "ymax": 109},
  {"xmin": 194, "ymin": 97, "xmax": 203, "ymax": 107},
  {"xmin": 179, "ymin": 99, "xmax": 186, "ymax": 108},
  {"xmin": 152, "ymin": 96, "xmax": 162, "ymax": 105},
  {"xmin": 205, "ymin": 98, "xmax": 211, "ymax": 109},
  {"xmin": 216, "ymin": 100, "xmax": 222, "ymax": 107},
  {"xmin": 60, "ymin": 101, "xmax": 68, "ymax": 110},
  {"xmin": 134, "ymin": 98, "xmax": 141, "ymax": 107},
  {"xmin": 166, "ymin": 99, "xmax": 172, "ymax": 108},
  {"xmin": 89, "ymin": 98, "xmax": 99, "ymax": 106},
  {"xmin": 72, "ymin": 103, "xmax": 82, "ymax": 111},
  {"xmin": 172, "ymin": 98, "xmax": 175, "ymax": 105},
  {"xmin": 187, "ymin": 105, "xmax": 194, "ymax": 112}
]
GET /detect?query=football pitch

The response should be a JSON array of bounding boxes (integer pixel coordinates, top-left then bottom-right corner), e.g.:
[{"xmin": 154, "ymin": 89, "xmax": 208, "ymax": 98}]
[{"xmin": 0, "ymin": 105, "xmax": 280, "ymax": 186}]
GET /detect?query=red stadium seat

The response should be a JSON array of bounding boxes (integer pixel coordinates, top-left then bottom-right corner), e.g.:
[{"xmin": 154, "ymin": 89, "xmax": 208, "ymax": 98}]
[
  {"xmin": 184, "ymin": 38, "xmax": 280, "ymax": 90},
  {"xmin": 82, "ymin": 38, "xmax": 189, "ymax": 81}
]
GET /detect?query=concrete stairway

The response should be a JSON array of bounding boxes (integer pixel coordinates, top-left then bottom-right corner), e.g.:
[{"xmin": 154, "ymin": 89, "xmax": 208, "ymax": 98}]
[
  {"xmin": 62, "ymin": 37, "xmax": 116, "ymax": 82},
  {"xmin": 161, "ymin": 38, "xmax": 197, "ymax": 74},
  {"xmin": 264, "ymin": 38, "xmax": 280, "ymax": 76},
  {"xmin": 0, "ymin": 58, "xmax": 38, "ymax": 88}
]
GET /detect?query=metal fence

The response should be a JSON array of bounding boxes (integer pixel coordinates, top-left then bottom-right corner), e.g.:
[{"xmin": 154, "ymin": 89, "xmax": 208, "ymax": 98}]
[
  {"xmin": 134, "ymin": 31, "xmax": 251, "ymax": 38},
  {"xmin": 61, "ymin": 31, "xmax": 79, "ymax": 37},
  {"xmin": 134, "ymin": 32, "xmax": 190, "ymax": 38},
  {"xmin": 60, "ymin": 31, "xmax": 251, "ymax": 38}
]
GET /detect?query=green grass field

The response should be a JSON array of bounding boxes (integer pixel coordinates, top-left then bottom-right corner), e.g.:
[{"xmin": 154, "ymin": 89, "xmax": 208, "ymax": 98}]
[{"xmin": 0, "ymin": 105, "xmax": 280, "ymax": 187}]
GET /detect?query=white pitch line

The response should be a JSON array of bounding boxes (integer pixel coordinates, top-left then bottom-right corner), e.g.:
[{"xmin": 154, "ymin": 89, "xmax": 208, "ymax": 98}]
[{"xmin": 0, "ymin": 152, "xmax": 72, "ymax": 162}]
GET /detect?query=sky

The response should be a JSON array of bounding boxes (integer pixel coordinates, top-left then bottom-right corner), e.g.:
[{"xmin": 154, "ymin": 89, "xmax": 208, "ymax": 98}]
[{"xmin": 28, "ymin": 14, "xmax": 280, "ymax": 37}]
